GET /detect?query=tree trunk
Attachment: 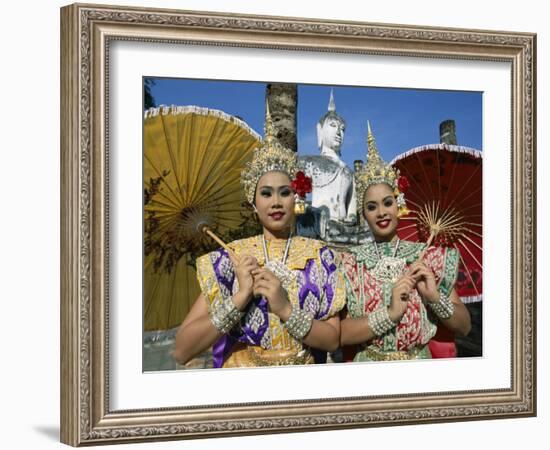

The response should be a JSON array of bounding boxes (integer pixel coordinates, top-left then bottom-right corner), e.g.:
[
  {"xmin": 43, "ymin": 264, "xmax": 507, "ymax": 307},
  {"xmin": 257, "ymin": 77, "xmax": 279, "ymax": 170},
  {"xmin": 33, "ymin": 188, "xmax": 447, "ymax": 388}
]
[{"xmin": 266, "ymin": 83, "xmax": 297, "ymax": 152}]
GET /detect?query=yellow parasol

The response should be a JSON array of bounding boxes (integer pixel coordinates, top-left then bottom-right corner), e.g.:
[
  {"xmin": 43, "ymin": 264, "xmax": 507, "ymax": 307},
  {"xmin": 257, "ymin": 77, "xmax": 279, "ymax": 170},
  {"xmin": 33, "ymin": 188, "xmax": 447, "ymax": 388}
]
[{"xmin": 143, "ymin": 105, "xmax": 262, "ymax": 332}]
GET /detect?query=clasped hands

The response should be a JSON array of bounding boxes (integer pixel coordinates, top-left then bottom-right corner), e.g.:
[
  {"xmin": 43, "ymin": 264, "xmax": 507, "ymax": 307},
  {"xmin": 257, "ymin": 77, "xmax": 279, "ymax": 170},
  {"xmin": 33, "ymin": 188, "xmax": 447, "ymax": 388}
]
[
  {"xmin": 228, "ymin": 254, "xmax": 291, "ymax": 319},
  {"xmin": 388, "ymin": 261, "xmax": 440, "ymax": 323}
]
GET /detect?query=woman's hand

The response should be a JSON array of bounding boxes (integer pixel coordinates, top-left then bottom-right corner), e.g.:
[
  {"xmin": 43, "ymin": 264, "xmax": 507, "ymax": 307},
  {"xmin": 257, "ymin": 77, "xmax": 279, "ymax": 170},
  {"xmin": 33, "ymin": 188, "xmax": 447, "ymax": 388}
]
[
  {"xmin": 408, "ymin": 261, "xmax": 439, "ymax": 303},
  {"xmin": 251, "ymin": 268, "xmax": 292, "ymax": 319},
  {"xmin": 228, "ymin": 253, "xmax": 259, "ymax": 304},
  {"xmin": 388, "ymin": 274, "xmax": 416, "ymax": 322}
]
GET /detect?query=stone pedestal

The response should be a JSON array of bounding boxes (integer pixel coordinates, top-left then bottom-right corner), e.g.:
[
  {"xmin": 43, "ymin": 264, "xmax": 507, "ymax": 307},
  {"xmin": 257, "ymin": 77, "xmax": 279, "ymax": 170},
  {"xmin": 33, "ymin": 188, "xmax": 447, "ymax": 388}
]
[{"xmin": 296, "ymin": 205, "xmax": 371, "ymax": 245}]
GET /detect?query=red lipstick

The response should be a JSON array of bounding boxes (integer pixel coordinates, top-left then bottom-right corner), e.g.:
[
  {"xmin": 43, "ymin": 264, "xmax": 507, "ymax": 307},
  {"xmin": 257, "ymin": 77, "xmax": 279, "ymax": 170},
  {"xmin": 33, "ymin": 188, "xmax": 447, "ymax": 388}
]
[{"xmin": 269, "ymin": 212, "xmax": 285, "ymax": 221}]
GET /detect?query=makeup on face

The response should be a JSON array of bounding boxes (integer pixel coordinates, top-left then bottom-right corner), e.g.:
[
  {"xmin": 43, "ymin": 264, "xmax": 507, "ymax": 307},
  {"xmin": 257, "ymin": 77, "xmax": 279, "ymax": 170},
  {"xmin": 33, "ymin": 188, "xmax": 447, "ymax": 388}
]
[
  {"xmin": 254, "ymin": 171, "xmax": 295, "ymax": 238},
  {"xmin": 363, "ymin": 183, "xmax": 399, "ymax": 241}
]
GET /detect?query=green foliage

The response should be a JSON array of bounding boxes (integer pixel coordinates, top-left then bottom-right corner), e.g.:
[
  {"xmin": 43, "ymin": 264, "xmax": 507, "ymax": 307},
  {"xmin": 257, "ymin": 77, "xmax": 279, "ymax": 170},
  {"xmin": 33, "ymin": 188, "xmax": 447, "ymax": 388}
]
[{"xmin": 144, "ymin": 78, "xmax": 156, "ymax": 109}]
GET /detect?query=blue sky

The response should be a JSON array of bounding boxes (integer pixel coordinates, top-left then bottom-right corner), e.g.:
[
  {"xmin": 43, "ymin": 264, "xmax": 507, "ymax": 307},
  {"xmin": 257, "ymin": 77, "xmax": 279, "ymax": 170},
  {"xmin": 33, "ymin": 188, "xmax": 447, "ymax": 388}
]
[{"xmin": 146, "ymin": 78, "xmax": 482, "ymax": 167}]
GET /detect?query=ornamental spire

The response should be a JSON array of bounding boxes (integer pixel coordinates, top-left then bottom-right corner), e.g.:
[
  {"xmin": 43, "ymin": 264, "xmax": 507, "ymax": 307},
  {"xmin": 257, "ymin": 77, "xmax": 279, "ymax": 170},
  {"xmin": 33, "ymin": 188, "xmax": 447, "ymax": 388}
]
[
  {"xmin": 366, "ymin": 121, "xmax": 382, "ymax": 165},
  {"xmin": 328, "ymin": 88, "xmax": 336, "ymax": 112}
]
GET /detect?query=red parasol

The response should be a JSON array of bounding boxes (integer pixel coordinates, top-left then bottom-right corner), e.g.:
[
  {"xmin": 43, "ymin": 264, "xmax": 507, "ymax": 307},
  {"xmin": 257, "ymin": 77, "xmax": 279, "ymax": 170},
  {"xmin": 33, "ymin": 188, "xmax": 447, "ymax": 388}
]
[{"xmin": 391, "ymin": 144, "xmax": 482, "ymax": 356}]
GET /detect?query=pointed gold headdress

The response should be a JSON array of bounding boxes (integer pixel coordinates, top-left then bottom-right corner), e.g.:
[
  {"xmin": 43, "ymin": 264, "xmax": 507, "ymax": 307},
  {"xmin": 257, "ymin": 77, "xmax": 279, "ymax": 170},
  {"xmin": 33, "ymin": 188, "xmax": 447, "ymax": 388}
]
[
  {"xmin": 241, "ymin": 103, "xmax": 299, "ymax": 204},
  {"xmin": 355, "ymin": 122, "xmax": 410, "ymax": 219}
]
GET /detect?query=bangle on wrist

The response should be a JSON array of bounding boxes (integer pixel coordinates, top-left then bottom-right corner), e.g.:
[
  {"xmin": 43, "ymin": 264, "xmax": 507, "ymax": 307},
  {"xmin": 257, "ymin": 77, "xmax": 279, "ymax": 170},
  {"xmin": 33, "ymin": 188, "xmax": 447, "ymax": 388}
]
[
  {"xmin": 368, "ymin": 307, "xmax": 397, "ymax": 336},
  {"xmin": 428, "ymin": 290, "xmax": 454, "ymax": 320},
  {"xmin": 284, "ymin": 305, "xmax": 313, "ymax": 341},
  {"xmin": 210, "ymin": 296, "xmax": 244, "ymax": 334}
]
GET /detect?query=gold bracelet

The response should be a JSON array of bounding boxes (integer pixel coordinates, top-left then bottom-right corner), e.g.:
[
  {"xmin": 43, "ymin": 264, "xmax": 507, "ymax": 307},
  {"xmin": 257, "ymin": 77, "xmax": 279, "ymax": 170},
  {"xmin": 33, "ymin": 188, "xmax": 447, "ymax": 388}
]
[
  {"xmin": 428, "ymin": 290, "xmax": 454, "ymax": 320},
  {"xmin": 284, "ymin": 306, "xmax": 313, "ymax": 340},
  {"xmin": 367, "ymin": 307, "xmax": 396, "ymax": 336},
  {"xmin": 210, "ymin": 296, "xmax": 244, "ymax": 334}
]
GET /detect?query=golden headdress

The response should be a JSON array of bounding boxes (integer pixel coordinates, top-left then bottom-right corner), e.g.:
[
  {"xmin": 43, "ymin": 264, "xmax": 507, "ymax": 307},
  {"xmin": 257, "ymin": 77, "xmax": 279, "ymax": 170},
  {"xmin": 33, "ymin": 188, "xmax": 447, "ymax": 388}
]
[
  {"xmin": 241, "ymin": 103, "xmax": 299, "ymax": 204},
  {"xmin": 355, "ymin": 122, "xmax": 410, "ymax": 219}
]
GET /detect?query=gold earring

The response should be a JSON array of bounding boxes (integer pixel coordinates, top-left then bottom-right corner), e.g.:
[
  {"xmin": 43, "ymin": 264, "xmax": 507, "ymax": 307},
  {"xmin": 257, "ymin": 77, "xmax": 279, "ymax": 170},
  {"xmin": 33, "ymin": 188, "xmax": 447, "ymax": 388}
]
[
  {"xmin": 294, "ymin": 197, "xmax": 306, "ymax": 215},
  {"xmin": 294, "ymin": 194, "xmax": 306, "ymax": 216}
]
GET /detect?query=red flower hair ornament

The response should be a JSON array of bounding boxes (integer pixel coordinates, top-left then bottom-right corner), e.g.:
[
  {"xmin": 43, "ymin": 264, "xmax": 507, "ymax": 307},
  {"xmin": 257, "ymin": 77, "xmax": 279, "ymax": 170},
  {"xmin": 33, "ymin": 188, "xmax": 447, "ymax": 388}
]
[
  {"xmin": 397, "ymin": 175, "xmax": 410, "ymax": 194},
  {"xmin": 290, "ymin": 171, "xmax": 312, "ymax": 215},
  {"xmin": 291, "ymin": 171, "xmax": 313, "ymax": 198}
]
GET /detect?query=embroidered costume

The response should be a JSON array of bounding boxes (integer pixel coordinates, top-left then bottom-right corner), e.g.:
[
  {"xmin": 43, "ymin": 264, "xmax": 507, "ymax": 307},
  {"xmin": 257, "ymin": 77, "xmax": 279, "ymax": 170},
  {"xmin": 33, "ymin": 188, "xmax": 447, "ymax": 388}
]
[
  {"xmin": 341, "ymin": 239, "xmax": 459, "ymax": 361},
  {"xmin": 196, "ymin": 235, "xmax": 345, "ymax": 367}
]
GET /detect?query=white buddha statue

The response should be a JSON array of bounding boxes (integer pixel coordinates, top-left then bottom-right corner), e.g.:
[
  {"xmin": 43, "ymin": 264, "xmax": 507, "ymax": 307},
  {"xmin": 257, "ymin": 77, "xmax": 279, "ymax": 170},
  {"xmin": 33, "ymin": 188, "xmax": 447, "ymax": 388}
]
[{"xmin": 299, "ymin": 90, "xmax": 357, "ymax": 224}]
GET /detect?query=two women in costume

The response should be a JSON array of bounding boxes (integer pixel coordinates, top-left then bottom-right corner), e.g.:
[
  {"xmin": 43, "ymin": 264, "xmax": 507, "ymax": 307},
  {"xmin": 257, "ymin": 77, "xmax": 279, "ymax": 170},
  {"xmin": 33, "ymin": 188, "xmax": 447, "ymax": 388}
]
[
  {"xmin": 339, "ymin": 126, "xmax": 471, "ymax": 361},
  {"xmin": 173, "ymin": 117, "xmax": 471, "ymax": 367},
  {"xmin": 172, "ymin": 112, "xmax": 345, "ymax": 368}
]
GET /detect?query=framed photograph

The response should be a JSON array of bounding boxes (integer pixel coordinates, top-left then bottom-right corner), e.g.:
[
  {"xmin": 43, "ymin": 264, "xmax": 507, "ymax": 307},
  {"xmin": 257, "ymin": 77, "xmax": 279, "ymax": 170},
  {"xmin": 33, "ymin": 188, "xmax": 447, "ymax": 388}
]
[{"xmin": 61, "ymin": 2, "xmax": 536, "ymax": 446}]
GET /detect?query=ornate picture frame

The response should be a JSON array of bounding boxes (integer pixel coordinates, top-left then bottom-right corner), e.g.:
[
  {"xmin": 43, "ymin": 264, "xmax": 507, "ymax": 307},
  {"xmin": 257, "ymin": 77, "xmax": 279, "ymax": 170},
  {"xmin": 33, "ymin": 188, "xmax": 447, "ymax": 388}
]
[{"xmin": 60, "ymin": 3, "xmax": 536, "ymax": 446}]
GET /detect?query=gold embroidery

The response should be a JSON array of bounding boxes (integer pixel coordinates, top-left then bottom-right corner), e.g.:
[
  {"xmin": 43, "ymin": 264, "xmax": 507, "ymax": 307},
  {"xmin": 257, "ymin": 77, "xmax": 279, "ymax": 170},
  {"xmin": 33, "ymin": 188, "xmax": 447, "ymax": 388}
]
[
  {"xmin": 227, "ymin": 235, "xmax": 325, "ymax": 270},
  {"xmin": 361, "ymin": 345, "xmax": 428, "ymax": 361},
  {"xmin": 196, "ymin": 235, "xmax": 345, "ymax": 351},
  {"xmin": 195, "ymin": 252, "xmax": 222, "ymax": 311},
  {"xmin": 331, "ymin": 268, "xmax": 346, "ymax": 317},
  {"xmin": 222, "ymin": 343, "xmax": 314, "ymax": 367}
]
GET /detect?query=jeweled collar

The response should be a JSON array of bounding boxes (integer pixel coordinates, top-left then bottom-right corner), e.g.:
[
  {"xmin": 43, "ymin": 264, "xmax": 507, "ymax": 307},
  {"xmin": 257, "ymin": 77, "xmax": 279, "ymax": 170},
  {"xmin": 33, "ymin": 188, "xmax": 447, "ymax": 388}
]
[
  {"xmin": 350, "ymin": 239, "xmax": 426, "ymax": 269},
  {"xmin": 227, "ymin": 235, "xmax": 324, "ymax": 270}
]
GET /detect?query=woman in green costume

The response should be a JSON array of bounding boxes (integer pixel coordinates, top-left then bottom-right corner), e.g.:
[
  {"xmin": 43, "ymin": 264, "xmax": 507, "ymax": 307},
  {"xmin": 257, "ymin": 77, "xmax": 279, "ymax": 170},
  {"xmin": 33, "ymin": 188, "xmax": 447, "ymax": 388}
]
[{"xmin": 340, "ymin": 127, "xmax": 471, "ymax": 361}]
